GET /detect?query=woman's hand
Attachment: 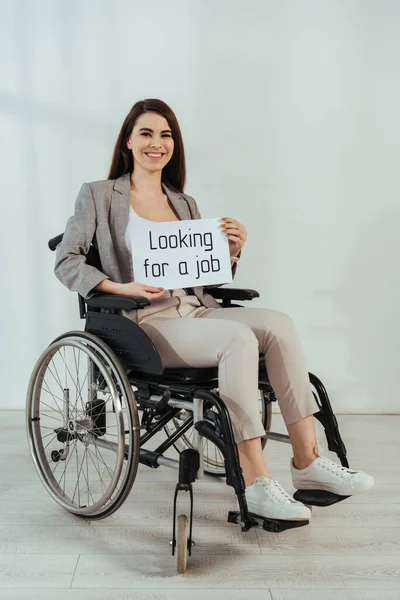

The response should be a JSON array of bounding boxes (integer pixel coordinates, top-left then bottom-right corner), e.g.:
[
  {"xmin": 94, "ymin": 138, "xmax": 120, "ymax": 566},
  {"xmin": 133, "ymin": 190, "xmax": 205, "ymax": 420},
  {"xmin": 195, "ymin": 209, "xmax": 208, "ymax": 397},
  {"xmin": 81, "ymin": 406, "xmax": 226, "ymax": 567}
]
[
  {"xmin": 219, "ymin": 217, "xmax": 247, "ymax": 257},
  {"xmin": 118, "ymin": 281, "xmax": 166, "ymax": 300}
]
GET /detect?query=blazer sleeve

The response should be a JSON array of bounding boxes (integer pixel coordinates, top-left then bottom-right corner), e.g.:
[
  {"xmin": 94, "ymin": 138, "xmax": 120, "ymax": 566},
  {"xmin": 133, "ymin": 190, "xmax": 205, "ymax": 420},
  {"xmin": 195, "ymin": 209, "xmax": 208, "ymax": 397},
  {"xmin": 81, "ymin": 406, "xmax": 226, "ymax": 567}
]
[
  {"xmin": 183, "ymin": 193, "xmax": 241, "ymax": 288},
  {"xmin": 54, "ymin": 182, "xmax": 110, "ymax": 299}
]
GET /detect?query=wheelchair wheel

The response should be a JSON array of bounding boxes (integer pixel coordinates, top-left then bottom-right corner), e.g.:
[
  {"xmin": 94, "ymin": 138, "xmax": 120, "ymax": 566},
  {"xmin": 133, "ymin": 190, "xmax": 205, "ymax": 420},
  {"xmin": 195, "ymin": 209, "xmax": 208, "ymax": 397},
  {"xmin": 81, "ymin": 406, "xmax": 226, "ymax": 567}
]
[
  {"xmin": 26, "ymin": 331, "xmax": 140, "ymax": 519},
  {"xmin": 164, "ymin": 389, "xmax": 273, "ymax": 476},
  {"xmin": 176, "ymin": 514, "xmax": 189, "ymax": 574}
]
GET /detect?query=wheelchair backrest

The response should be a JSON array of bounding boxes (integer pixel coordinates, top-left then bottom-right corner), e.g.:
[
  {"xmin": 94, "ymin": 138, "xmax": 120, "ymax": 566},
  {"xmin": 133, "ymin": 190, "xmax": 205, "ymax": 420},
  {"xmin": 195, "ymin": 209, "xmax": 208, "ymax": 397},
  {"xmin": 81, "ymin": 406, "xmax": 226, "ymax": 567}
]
[
  {"xmin": 49, "ymin": 232, "xmax": 165, "ymax": 375},
  {"xmin": 49, "ymin": 233, "xmax": 102, "ymax": 271}
]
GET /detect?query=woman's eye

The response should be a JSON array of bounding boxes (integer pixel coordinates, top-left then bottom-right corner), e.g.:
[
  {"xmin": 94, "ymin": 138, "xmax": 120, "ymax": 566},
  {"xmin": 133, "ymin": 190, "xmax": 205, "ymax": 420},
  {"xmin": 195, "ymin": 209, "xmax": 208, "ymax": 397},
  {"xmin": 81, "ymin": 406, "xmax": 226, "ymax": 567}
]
[{"xmin": 141, "ymin": 133, "xmax": 171, "ymax": 137}]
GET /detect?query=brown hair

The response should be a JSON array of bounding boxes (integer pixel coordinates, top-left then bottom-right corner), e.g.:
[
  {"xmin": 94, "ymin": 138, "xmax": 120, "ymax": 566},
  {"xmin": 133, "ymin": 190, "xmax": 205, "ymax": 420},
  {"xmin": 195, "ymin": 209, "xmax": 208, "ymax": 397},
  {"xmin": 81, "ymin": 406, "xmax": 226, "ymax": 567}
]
[{"xmin": 108, "ymin": 98, "xmax": 186, "ymax": 193}]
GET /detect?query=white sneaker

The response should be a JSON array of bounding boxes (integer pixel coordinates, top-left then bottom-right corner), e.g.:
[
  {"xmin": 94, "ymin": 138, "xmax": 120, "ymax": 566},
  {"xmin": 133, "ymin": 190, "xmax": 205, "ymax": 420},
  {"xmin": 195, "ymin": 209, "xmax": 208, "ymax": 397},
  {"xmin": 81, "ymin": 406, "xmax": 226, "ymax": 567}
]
[
  {"xmin": 245, "ymin": 477, "xmax": 311, "ymax": 521},
  {"xmin": 291, "ymin": 444, "xmax": 375, "ymax": 496}
]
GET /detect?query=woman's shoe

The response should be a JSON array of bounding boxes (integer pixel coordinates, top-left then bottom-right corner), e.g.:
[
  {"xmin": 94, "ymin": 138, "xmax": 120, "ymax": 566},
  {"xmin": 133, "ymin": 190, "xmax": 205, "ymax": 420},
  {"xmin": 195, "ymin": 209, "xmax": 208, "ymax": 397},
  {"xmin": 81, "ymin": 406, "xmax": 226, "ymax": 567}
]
[
  {"xmin": 291, "ymin": 451, "xmax": 375, "ymax": 496},
  {"xmin": 245, "ymin": 477, "xmax": 311, "ymax": 521}
]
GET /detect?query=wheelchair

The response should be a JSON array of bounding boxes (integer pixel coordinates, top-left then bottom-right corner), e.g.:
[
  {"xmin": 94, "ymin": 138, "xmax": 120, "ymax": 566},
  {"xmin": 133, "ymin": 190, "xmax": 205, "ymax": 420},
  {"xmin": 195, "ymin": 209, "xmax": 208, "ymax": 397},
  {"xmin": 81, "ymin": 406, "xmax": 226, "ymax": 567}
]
[{"xmin": 26, "ymin": 233, "xmax": 349, "ymax": 574}]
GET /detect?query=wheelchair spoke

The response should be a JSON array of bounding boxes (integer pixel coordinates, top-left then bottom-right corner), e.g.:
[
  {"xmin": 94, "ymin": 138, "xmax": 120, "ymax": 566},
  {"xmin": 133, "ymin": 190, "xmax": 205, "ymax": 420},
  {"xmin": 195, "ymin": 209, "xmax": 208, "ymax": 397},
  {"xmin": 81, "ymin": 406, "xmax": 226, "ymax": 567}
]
[
  {"xmin": 55, "ymin": 438, "xmax": 78, "ymax": 478},
  {"xmin": 86, "ymin": 446, "xmax": 108, "ymax": 496},
  {"xmin": 36, "ymin": 410, "xmax": 62, "ymax": 423},
  {"xmin": 52, "ymin": 440, "xmax": 78, "ymax": 494},
  {"xmin": 75, "ymin": 444, "xmax": 89, "ymax": 497},
  {"xmin": 76, "ymin": 448, "xmax": 95, "ymax": 507},
  {"xmin": 40, "ymin": 385, "xmax": 65, "ymax": 418},
  {"xmin": 72, "ymin": 347, "xmax": 87, "ymax": 413},
  {"xmin": 42, "ymin": 369, "xmax": 65, "ymax": 414},
  {"xmin": 42, "ymin": 431, "xmax": 59, "ymax": 452},
  {"xmin": 40, "ymin": 383, "xmax": 64, "ymax": 405},
  {"xmin": 47, "ymin": 359, "xmax": 65, "ymax": 394},
  {"xmin": 41, "ymin": 430, "xmax": 60, "ymax": 440},
  {"xmin": 58, "ymin": 348, "xmax": 88, "ymax": 414},
  {"xmin": 93, "ymin": 442, "xmax": 115, "ymax": 482},
  {"xmin": 57, "ymin": 440, "xmax": 80, "ymax": 489},
  {"xmin": 73, "ymin": 441, "xmax": 81, "ymax": 506},
  {"xmin": 85, "ymin": 445, "xmax": 90, "ymax": 506},
  {"xmin": 92, "ymin": 441, "xmax": 116, "ymax": 477}
]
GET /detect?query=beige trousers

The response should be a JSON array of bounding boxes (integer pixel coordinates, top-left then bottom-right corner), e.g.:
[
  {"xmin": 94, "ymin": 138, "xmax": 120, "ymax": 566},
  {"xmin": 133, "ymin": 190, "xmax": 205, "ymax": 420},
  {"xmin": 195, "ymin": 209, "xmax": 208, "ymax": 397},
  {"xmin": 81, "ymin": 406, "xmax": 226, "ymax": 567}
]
[{"xmin": 123, "ymin": 289, "xmax": 318, "ymax": 444}]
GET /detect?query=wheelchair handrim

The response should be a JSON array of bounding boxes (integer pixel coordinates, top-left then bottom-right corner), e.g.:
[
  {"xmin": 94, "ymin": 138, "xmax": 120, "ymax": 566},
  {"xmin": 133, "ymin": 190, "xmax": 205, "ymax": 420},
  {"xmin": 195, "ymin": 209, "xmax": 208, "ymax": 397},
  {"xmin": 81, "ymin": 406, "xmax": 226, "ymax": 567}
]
[{"xmin": 26, "ymin": 332, "xmax": 139, "ymax": 517}]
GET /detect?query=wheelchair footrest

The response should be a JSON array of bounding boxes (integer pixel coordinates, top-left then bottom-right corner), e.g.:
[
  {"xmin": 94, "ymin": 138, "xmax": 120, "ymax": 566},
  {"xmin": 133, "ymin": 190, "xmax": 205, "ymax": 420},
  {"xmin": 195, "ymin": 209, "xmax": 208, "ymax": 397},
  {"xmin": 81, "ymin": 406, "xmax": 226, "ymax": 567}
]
[
  {"xmin": 293, "ymin": 489, "xmax": 350, "ymax": 507},
  {"xmin": 227, "ymin": 510, "xmax": 309, "ymax": 533}
]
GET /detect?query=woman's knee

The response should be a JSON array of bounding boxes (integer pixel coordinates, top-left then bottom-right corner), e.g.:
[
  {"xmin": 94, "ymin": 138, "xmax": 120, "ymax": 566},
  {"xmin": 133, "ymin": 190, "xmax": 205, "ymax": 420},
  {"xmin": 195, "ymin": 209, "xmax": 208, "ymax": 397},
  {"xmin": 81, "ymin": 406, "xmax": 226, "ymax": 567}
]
[
  {"xmin": 221, "ymin": 322, "xmax": 259, "ymax": 355},
  {"xmin": 261, "ymin": 309, "xmax": 298, "ymax": 342}
]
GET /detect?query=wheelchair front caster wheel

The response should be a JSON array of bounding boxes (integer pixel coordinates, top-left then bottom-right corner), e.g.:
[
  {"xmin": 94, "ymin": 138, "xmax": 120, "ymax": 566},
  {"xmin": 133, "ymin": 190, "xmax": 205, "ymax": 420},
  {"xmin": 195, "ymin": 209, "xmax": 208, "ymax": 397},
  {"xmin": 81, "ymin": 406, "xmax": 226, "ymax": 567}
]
[{"xmin": 176, "ymin": 514, "xmax": 189, "ymax": 574}]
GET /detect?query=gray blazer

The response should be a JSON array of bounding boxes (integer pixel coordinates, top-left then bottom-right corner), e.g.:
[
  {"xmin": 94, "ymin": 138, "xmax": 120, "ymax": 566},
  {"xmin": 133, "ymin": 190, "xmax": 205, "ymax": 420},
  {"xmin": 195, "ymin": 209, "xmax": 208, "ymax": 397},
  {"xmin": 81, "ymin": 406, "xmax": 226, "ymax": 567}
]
[{"xmin": 54, "ymin": 172, "xmax": 240, "ymax": 322}]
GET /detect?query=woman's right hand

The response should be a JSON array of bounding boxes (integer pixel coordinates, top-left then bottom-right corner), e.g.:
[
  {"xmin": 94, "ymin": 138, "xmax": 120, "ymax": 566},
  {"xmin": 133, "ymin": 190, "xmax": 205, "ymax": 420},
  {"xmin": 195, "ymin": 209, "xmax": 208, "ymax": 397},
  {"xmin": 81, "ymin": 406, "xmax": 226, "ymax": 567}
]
[{"xmin": 118, "ymin": 281, "xmax": 166, "ymax": 301}]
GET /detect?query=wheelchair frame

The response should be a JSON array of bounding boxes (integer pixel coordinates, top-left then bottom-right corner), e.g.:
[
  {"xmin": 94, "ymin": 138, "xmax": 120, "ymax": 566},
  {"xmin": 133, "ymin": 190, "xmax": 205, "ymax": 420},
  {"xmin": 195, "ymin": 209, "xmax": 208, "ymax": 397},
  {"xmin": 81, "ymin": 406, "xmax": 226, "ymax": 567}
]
[{"xmin": 26, "ymin": 234, "xmax": 351, "ymax": 574}]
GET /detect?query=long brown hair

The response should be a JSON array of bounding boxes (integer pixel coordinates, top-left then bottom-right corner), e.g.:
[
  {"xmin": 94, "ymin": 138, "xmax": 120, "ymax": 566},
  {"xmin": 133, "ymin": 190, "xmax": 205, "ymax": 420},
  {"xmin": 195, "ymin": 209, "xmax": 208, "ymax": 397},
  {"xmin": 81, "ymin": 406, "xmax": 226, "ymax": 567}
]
[{"xmin": 108, "ymin": 99, "xmax": 186, "ymax": 193}]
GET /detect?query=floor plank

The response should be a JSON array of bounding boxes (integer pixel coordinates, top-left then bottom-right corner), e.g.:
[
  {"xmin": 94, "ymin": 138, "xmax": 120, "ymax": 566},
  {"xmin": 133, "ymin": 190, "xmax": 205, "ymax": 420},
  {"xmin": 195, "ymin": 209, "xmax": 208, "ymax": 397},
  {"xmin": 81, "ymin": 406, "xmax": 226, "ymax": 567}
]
[
  {"xmin": 1, "ymin": 411, "xmax": 399, "ymax": 595},
  {"xmin": 71, "ymin": 553, "xmax": 400, "ymax": 589},
  {"xmin": 0, "ymin": 591, "xmax": 399, "ymax": 600},
  {"xmin": 0, "ymin": 554, "xmax": 78, "ymax": 588}
]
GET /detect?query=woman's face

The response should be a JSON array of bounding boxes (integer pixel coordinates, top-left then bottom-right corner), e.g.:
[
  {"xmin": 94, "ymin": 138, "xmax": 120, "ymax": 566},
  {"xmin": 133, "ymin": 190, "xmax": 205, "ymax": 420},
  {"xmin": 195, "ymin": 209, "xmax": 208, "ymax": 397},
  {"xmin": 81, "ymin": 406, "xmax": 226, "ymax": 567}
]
[{"xmin": 126, "ymin": 112, "xmax": 174, "ymax": 172}]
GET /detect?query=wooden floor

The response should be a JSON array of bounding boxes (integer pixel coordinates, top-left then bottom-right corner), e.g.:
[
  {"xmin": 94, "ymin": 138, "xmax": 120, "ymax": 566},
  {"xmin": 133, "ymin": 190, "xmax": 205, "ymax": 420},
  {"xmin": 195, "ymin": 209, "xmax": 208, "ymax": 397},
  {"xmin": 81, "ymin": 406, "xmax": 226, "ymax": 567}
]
[{"xmin": 1, "ymin": 410, "xmax": 400, "ymax": 599}]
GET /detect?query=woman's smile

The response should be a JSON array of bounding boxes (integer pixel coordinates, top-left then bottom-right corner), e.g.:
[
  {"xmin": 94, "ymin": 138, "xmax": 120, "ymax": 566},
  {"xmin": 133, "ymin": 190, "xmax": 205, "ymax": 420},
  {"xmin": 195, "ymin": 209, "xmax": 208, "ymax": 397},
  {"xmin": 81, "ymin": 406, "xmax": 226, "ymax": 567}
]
[{"xmin": 145, "ymin": 152, "xmax": 165, "ymax": 160}]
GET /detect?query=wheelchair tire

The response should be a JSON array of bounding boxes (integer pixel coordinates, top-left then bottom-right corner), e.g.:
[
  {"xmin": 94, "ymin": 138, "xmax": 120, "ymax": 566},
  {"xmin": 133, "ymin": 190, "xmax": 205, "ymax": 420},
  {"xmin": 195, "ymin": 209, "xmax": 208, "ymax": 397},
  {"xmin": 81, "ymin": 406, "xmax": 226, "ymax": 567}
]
[
  {"xmin": 26, "ymin": 331, "xmax": 140, "ymax": 520},
  {"xmin": 164, "ymin": 389, "xmax": 273, "ymax": 477},
  {"xmin": 176, "ymin": 514, "xmax": 189, "ymax": 574}
]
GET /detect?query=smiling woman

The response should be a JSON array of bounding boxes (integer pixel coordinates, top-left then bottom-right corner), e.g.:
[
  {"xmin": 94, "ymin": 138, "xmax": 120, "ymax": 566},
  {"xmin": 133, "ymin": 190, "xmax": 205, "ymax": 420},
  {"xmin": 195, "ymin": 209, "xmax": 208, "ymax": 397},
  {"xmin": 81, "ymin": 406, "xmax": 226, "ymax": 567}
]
[{"xmin": 53, "ymin": 98, "xmax": 374, "ymax": 538}]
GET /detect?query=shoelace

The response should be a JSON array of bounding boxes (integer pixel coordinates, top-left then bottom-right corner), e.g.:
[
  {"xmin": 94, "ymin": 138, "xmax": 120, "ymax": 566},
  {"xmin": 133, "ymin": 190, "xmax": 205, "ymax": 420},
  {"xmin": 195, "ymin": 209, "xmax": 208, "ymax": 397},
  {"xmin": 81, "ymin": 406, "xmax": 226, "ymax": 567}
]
[
  {"xmin": 256, "ymin": 478, "xmax": 298, "ymax": 507},
  {"xmin": 316, "ymin": 457, "xmax": 355, "ymax": 479},
  {"xmin": 315, "ymin": 439, "xmax": 356, "ymax": 479}
]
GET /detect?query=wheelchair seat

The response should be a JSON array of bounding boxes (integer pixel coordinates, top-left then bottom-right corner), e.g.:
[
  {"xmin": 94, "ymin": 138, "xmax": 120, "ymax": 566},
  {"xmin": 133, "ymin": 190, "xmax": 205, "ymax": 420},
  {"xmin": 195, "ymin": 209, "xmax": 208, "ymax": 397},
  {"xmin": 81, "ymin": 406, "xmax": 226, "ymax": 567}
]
[
  {"xmin": 85, "ymin": 304, "xmax": 269, "ymax": 386},
  {"xmin": 161, "ymin": 355, "xmax": 269, "ymax": 385},
  {"xmin": 159, "ymin": 355, "xmax": 268, "ymax": 385}
]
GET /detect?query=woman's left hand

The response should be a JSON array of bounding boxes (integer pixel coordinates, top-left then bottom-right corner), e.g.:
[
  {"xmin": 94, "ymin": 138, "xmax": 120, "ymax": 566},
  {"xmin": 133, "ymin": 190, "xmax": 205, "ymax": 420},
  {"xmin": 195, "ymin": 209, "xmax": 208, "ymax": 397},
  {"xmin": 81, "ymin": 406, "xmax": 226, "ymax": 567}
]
[{"xmin": 220, "ymin": 217, "xmax": 247, "ymax": 257}]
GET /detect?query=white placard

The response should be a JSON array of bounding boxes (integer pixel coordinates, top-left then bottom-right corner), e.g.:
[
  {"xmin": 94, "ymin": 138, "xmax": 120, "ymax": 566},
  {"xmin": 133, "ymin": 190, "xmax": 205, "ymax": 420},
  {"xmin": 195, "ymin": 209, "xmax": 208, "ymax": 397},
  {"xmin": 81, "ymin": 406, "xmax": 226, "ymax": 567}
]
[{"xmin": 130, "ymin": 217, "xmax": 233, "ymax": 289}]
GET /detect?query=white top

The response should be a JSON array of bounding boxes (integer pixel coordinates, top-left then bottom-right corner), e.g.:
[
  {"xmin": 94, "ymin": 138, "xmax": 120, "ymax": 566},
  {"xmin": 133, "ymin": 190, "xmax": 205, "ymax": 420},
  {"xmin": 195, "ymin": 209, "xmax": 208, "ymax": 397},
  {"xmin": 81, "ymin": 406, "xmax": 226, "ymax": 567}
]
[{"xmin": 124, "ymin": 205, "xmax": 149, "ymax": 254}]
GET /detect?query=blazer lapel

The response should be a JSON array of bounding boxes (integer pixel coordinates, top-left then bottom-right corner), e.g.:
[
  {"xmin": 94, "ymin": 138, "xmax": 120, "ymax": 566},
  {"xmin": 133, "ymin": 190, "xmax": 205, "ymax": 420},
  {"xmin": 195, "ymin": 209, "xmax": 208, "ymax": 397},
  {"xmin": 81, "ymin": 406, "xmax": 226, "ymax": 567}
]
[
  {"xmin": 162, "ymin": 181, "xmax": 192, "ymax": 220},
  {"xmin": 110, "ymin": 173, "xmax": 132, "ymax": 283},
  {"xmin": 110, "ymin": 172, "xmax": 191, "ymax": 283}
]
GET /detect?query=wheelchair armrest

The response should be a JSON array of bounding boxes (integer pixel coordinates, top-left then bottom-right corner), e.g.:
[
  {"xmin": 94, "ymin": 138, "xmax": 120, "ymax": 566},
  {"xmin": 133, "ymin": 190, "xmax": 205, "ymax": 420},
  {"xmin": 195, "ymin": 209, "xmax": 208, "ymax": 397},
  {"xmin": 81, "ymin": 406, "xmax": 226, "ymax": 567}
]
[
  {"xmin": 203, "ymin": 287, "xmax": 260, "ymax": 301},
  {"xmin": 86, "ymin": 293, "xmax": 151, "ymax": 310}
]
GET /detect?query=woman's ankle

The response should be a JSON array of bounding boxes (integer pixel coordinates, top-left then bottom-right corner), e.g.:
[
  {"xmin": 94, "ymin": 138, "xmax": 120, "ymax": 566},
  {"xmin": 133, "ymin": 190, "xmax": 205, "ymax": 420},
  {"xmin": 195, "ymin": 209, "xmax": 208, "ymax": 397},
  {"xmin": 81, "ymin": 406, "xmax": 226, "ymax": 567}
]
[
  {"xmin": 292, "ymin": 440, "xmax": 320, "ymax": 470},
  {"xmin": 238, "ymin": 436, "xmax": 271, "ymax": 486},
  {"xmin": 292, "ymin": 457, "xmax": 315, "ymax": 470},
  {"xmin": 292, "ymin": 449, "xmax": 320, "ymax": 470}
]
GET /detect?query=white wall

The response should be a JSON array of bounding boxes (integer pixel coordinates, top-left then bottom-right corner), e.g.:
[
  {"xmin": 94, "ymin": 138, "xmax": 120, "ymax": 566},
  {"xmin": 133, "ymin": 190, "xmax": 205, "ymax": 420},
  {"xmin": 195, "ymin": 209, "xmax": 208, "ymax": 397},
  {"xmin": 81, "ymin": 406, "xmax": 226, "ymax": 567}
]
[{"xmin": 1, "ymin": 0, "xmax": 399, "ymax": 412}]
